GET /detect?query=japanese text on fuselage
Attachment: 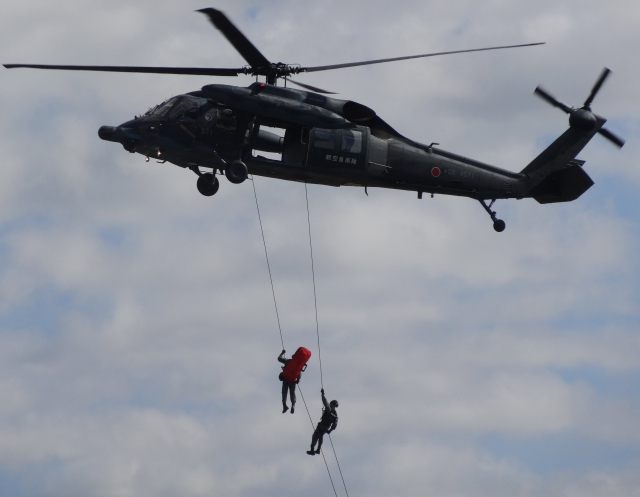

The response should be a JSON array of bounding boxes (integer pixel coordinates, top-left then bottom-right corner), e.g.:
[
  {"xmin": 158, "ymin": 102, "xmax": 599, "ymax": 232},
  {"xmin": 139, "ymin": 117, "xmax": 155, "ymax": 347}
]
[{"xmin": 325, "ymin": 154, "xmax": 357, "ymax": 165}]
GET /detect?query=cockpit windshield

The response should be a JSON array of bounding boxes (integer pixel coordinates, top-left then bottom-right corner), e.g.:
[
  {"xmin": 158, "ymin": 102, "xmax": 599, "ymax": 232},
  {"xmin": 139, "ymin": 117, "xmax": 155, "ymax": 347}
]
[
  {"xmin": 144, "ymin": 95, "xmax": 207, "ymax": 119},
  {"xmin": 145, "ymin": 97, "xmax": 178, "ymax": 117}
]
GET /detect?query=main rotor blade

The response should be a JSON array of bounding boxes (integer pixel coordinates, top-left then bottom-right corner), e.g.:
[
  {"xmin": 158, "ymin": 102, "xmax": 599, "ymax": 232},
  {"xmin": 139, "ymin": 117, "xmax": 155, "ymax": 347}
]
[
  {"xmin": 598, "ymin": 127, "xmax": 625, "ymax": 148},
  {"xmin": 3, "ymin": 63, "xmax": 243, "ymax": 76},
  {"xmin": 300, "ymin": 42, "xmax": 545, "ymax": 73},
  {"xmin": 197, "ymin": 8, "xmax": 271, "ymax": 70},
  {"xmin": 287, "ymin": 78, "xmax": 337, "ymax": 94},
  {"xmin": 534, "ymin": 86, "xmax": 572, "ymax": 113},
  {"xmin": 584, "ymin": 67, "xmax": 611, "ymax": 108}
]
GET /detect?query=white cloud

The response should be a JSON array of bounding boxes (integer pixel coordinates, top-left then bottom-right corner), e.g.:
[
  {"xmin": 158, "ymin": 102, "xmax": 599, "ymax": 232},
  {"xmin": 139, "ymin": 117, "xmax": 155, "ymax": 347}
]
[{"xmin": 0, "ymin": 0, "xmax": 638, "ymax": 495}]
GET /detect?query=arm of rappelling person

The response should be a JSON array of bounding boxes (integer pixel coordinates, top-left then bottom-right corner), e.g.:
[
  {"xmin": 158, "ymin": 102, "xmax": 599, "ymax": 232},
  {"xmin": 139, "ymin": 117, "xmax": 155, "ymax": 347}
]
[{"xmin": 278, "ymin": 350, "xmax": 288, "ymax": 364}]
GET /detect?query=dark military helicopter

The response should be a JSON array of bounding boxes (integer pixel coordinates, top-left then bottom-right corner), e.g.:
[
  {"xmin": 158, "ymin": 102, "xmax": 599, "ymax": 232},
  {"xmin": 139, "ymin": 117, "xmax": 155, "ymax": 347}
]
[{"xmin": 4, "ymin": 8, "xmax": 625, "ymax": 232}]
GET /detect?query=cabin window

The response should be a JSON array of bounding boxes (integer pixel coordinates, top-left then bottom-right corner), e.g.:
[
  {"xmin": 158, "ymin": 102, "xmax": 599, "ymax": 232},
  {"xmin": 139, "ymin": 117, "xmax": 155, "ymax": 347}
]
[
  {"xmin": 313, "ymin": 128, "xmax": 337, "ymax": 149},
  {"xmin": 341, "ymin": 130, "xmax": 362, "ymax": 154}
]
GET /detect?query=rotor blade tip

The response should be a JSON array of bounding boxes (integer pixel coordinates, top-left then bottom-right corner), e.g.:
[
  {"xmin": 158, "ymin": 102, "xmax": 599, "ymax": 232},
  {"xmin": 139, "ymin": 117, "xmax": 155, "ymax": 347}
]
[
  {"xmin": 599, "ymin": 127, "xmax": 625, "ymax": 148},
  {"xmin": 533, "ymin": 86, "xmax": 547, "ymax": 95},
  {"xmin": 197, "ymin": 7, "xmax": 223, "ymax": 16}
]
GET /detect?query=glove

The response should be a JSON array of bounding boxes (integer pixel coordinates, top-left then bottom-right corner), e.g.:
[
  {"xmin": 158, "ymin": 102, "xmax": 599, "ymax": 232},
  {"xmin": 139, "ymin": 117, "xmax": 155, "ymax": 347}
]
[
  {"xmin": 321, "ymin": 388, "xmax": 324, "ymax": 394},
  {"xmin": 282, "ymin": 350, "xmax": 286, "ymax": 354}
]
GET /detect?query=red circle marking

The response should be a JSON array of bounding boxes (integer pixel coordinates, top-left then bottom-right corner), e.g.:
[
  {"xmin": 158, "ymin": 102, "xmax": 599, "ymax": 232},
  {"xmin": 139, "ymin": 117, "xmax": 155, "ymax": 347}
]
[{"xmin": 431, "ymin": 167, "xmax": 441, "ymax": 177}]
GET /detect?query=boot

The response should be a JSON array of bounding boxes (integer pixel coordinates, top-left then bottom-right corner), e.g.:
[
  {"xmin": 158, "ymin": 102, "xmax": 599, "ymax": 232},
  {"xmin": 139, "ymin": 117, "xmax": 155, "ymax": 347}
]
[
  {"xmin": 315, "ymin": 449, "xmax": 321, "ymax": 454},
  {"xmin": 306, "ymin": 449, "xmax": 315, "ymax": 456},
  {"xmin": 290, "ymin": 404, "xmax": 295, "ymax": 414},
  {"xmin": 282, "ymin": 404, "xmax": 289, "ymax": 413}
]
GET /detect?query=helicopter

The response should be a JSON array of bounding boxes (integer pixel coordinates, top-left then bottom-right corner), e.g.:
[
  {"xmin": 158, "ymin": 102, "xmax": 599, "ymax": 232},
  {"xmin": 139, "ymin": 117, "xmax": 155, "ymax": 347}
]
[{"xmin": 4, "ymin": 8, "xmax": 625, "ymax": 232}]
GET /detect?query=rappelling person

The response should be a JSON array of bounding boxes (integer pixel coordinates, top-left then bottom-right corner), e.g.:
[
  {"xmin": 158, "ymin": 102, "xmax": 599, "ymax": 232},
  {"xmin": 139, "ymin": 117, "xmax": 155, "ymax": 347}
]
[
  {"xmin": 278, "ymin": 347, "xmax": 312, "ymax": 414},
  {"xmin": 278, "ymin": 349, "xmax": 297, "ymax": 413},
  {"xmin": 307, "ymin": 388, "xmax": 338, "ymax": 455}
]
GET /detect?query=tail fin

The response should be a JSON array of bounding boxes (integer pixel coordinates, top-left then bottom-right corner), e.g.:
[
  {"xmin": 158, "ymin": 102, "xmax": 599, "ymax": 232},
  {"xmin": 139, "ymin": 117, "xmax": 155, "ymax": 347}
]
[
  {"xmin": 527, "ymin": 160, "xmax": 593, "ymax": 204},
  {"xmin": 520, "ymin": 122, "xmax": 601, "ymax": 204}
]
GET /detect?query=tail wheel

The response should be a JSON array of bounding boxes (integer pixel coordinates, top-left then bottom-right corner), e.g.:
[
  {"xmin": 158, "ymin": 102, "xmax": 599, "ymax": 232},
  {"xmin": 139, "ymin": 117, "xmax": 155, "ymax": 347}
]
[
  {"xmin": 225, "ymin": 160, "xmax": 248, "ymax": 184},
  {"xmin": 197, "ymin": 173, "xmax": 220, "ymax": 196},
  {"xmin": 493, "ymin": 219, "xmax": 506, "ymax": 232}
]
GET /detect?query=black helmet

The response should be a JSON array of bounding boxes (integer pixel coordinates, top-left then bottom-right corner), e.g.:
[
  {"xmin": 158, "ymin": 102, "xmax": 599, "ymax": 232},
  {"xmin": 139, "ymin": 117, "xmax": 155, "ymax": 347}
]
[{"xmin": 330, "ymin": 400, "xmax": 339, "ymax": 408}]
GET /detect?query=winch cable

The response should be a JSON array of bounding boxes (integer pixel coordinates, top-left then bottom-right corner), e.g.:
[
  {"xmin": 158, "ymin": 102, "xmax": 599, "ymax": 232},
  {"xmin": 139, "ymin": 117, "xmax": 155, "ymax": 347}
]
[
  {"xmin": 250, "ymin": 176, "xmax": 284, "ymax": 350},
  {"xmin": 299, "ymin": 385, "xmax": 339, "ymax": 497},
  {"xmin": 328, "ymin": 433, "xmax": 350, "ymax": 497},
  {"xmin": 304, "ymin": 182, "xmax": 324, "ymax": 389},
  {"xmin": 303, "ymin": 182, "xmax": 351, "ymax": 497},
  {"xmin": 250, "ymin": 176, "xmax": 339, "ymax": 496}
]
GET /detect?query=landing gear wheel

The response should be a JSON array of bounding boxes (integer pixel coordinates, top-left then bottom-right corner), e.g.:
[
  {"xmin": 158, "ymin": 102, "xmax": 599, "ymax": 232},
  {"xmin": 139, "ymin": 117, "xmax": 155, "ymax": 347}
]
[
  {"xmin": 225, "ymin": 160, "xmax": 248, "ymax": 184},
  {"xmin": 479, "ymin": 199, "xmax": 506, "ymax": 232},
  {"xmin": 197, "ymin": 173, "xmax": 219, "ymax": 196}
]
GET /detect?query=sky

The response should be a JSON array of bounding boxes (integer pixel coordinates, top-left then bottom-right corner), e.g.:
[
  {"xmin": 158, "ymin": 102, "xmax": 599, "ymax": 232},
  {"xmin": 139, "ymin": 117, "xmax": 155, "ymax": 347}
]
[{"xmin": 0, "ymin": 1, "xmax": 639, "ymax": 496}]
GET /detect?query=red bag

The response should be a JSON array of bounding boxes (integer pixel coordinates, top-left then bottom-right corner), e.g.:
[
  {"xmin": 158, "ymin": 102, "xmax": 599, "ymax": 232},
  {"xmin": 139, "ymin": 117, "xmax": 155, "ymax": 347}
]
[{"xmin": 281, "ymin": 347, "xmax": 312, "ymax": 382}]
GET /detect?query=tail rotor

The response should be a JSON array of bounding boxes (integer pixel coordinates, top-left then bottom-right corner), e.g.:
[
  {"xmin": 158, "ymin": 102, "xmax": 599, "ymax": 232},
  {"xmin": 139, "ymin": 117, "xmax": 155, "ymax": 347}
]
[{"xmin": 534, "ymin": 67, "xmax": 625, "ymax": 148}]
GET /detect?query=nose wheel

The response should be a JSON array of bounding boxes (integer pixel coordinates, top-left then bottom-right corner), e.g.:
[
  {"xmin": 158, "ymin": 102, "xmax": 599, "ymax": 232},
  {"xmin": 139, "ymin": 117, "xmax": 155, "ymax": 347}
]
[{"xmin": 479, "ymin": 199, "xmax": 506, "ymax": 232}]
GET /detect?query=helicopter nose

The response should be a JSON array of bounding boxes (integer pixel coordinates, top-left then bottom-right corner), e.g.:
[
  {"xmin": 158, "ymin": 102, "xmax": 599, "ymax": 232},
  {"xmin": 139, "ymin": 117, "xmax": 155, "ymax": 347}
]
[
  {"xmin": 98, "ymin": 125, "xmax": 142, "ymax": 142},
  {"xmin": 98, "ymin": 125, "xmax": 117, "ymax": 141}
]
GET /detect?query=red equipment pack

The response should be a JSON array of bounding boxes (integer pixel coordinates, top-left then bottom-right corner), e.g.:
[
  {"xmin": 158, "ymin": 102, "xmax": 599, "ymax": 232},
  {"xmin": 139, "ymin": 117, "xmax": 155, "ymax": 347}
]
[{"xmin": 280, "ymin": 347, "xmax": 312, "ymax": 383}]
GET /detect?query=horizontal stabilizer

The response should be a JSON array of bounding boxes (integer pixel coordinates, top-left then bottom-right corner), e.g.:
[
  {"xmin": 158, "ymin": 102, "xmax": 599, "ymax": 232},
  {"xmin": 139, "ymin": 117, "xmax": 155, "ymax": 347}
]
[{"xmin": 529, "ymin": 162, "xmax": 593, "ymax": 204}]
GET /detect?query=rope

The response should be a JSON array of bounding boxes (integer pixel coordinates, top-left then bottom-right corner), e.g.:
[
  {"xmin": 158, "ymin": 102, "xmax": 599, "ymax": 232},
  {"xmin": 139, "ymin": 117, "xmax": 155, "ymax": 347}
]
[
  {"xmin": 303, "ymin": 183, "xmax": 351, "ymax": 497},
  {"xmin": 298, "ymin": 385, "xmax": 338, "ymax": 497},
  {"xmin": 251, "ymin": 176, "xmax": 285, "ymax": 350},
  {"xmin": 327, "ymin": 433, "xmax": 350, "ymax": 497},
  {"xmin": 304, "ymin": 182, "xmax": 324, "ymax": 388},
  {"xmin": 251, "ymin": 178, "xmax": 349, "ymax": 497}
]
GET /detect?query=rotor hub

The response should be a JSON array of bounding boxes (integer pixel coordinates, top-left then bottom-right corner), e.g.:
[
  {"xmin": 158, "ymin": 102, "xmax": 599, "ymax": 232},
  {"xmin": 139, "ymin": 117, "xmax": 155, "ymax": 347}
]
[{"xmin": 569, "ymin": 108, "xmax": 597, "ymax": 130}]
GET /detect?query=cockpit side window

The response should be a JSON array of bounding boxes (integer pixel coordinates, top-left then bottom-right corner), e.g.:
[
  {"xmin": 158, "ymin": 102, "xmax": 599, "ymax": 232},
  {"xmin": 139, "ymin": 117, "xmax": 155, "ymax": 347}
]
[{"xmin": 216, "ymin": 109, "xmax": 236, "ymax": 130}]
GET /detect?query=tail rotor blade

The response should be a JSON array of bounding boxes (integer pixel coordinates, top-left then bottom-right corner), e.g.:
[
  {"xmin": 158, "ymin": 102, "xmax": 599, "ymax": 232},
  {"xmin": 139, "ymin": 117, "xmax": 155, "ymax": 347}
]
[
  {"xmin": 584, "ymin": 67, "xmax": 611, "ymax": 108},
  {"xmin": 534, "ymin": 86, "xmax": 572, "ymax": 113},
  {"xmin": 598, "ymin": 127, "xmax": 625, "ymax": 148},
  {"xmin": 197, "ymin": 8, "xmax": 271, "ymax": 70}
]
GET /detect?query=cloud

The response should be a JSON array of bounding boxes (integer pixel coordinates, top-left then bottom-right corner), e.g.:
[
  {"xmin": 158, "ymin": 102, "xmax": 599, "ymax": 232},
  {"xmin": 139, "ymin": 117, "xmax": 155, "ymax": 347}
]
[{"xmin": 0, "ymin": 0, "xmax": 638, "ymax": 495}]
